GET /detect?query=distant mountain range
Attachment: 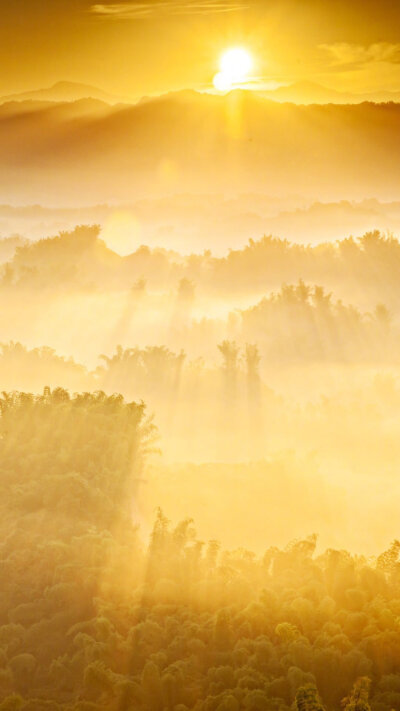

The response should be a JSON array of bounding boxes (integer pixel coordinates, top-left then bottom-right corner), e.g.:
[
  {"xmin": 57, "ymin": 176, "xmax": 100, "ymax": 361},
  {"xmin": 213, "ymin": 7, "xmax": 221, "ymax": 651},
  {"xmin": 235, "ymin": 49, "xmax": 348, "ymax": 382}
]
[
  {"xmin": 261, "ymin": 80, "xmax": 400, "ymax": 105},
  {"xmin": 2, "ymin": 79, "xmax": 400, "ymax": 108},
  {"xmin": 0, "ymin": 89, "xmax": 400, "ymax": 203},
  {"xmin": 0, "ymin": 81, "xmax": 126, "ymax": 105}
]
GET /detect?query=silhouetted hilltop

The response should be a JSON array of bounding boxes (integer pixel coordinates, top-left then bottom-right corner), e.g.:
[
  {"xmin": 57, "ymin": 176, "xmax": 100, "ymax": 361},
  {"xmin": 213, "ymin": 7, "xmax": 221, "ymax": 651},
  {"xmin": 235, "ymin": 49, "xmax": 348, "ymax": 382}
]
[{"xmin": 3, "ymin": 225, "xmax": 121, "ymax": 289}]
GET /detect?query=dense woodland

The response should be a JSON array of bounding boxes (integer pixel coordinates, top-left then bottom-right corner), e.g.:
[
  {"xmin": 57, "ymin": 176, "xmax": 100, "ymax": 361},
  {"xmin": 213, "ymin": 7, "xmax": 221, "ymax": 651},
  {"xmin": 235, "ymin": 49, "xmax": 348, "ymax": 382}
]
[
  {"xmin": 1, "ymin": 389, "xmax": 400, "ymax": 711},
  {"xmin": 0, "ymin": 225, "xmax": 400, "ymax": 551},
  {"xmin": 3, "ymin": 226, "xmax": 400, "ymax": 306},
  {"xmin": 1, "ymin": 226, "xmax": 400, "ymax": 709},
  {"xmin": 1, "ymin": 337, "xmax": 400, "ymax": 476},
  {"xmin": 1, "ymin": 226, "xmax": 400, "ymax": 366}
]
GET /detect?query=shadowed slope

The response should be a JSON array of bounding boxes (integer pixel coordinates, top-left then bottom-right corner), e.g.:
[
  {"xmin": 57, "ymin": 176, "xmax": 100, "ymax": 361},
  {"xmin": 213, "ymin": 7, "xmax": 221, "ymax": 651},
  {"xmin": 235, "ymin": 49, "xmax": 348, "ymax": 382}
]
[{"xmin": 0, "ymin": 91, "xmax": 400, "ymax": 202}]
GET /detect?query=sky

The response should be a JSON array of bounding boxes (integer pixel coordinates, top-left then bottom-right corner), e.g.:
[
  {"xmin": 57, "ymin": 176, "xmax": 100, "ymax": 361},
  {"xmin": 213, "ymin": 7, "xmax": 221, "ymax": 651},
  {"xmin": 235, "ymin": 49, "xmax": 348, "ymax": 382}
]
[{"xmin": 2, "ymin": 0, "xmax": 400, "ymax": 98}]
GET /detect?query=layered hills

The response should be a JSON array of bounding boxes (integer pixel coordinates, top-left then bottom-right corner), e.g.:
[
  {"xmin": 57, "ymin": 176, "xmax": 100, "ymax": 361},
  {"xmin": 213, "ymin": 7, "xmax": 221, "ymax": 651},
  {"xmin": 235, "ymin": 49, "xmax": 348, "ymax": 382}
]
[{"xmin": 1, "ymin": 90, "xmax": 399, "ymax": 203}]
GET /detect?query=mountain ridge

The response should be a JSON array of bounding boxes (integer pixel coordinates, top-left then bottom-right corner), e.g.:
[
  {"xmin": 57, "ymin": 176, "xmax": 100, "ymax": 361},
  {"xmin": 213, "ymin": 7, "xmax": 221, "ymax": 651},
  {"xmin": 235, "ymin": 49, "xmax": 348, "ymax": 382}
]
[
  {"xmin": 0, "ymin": 90, "xmax": 399, "ymax": 203},
  {"xmin": 0, "ymin": 80, "xmax": 127, "ymax": 105},
  {"xmin": 3, "ymin": 81, "xmax": 400, "ymax": 109},
  {"xmin": 261, "ymin": 80, "xmax": 400, "ymax": 105}
]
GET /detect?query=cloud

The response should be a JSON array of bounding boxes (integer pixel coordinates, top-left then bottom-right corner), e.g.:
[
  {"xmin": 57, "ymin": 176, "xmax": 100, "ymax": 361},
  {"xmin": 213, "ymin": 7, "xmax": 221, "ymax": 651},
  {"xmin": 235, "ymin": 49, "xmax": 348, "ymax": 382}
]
[
  {"xmin": 320, "ymin": 42, "xmax": 400, "ymax": 69},
  {"xmin": 90, "ymin": 1, "xmax": 248, "ymax": 18}
]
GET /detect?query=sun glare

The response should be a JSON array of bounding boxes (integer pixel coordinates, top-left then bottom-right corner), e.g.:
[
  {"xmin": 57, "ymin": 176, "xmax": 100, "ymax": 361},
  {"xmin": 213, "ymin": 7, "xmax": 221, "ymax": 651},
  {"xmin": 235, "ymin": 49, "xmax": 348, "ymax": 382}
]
[{"xmin": 213, "ymin": 47, "xmax": 253, "ymax": 92}]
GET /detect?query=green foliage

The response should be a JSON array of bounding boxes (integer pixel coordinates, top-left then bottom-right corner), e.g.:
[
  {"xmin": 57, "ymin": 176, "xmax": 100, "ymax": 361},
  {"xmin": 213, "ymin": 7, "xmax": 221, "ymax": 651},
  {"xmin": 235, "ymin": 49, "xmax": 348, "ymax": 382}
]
[
  {"xmin": 0, "ymin": 389, "xmax": 399, "ymax": 711},
  {"xmin": 0, "ymin": 388, "xmax": 156, "ymax": 529}
]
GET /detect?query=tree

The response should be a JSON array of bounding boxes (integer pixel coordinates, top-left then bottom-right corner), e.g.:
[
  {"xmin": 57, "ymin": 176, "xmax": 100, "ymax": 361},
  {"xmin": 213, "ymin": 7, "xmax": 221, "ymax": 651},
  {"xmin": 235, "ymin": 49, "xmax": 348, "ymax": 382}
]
[
  {"xmin": 296, "ymin": 684, "xmax": 325, "ymax": 711},
  {"xmin": 218, "ymin": 340, "xmax": 240, "ymax": 404},
  {"xmin": 141, "ymin": 661, "xmax": 163, "ymax": 711},
  {"xmin": 342, "ymin": 678, "xmax": 371, "ymax": 711}
]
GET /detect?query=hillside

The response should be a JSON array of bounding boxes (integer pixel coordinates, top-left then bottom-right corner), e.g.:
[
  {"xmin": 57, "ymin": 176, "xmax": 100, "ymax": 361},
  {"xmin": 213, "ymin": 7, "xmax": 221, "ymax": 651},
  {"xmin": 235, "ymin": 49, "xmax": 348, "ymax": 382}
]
[{"xmin": 0, "ymin": 91, "xmax": 400, "ymax": 203}]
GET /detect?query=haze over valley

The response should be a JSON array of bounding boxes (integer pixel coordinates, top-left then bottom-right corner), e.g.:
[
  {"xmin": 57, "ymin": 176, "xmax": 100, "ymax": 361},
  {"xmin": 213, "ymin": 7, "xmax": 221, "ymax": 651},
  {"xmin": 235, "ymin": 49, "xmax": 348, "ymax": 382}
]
[{"xmin": 2, "ymin": 2, "xmax": 400, "ymax": 710}]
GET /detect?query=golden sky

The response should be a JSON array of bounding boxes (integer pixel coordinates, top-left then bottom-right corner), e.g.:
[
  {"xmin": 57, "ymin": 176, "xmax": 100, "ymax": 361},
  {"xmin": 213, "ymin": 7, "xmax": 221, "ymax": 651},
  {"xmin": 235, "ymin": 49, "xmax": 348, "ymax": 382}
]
[{"xmin": 2, "ymin": 0, "xmax": 400, "ymax": 97}]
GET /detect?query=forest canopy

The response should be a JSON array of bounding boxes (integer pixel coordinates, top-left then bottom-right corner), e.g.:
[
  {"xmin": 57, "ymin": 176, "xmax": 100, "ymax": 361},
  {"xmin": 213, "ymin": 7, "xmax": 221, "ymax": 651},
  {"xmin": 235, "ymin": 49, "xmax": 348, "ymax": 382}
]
[{"xmin": 0, "ymin": 389, "xmax": 399, "ymax": 711}]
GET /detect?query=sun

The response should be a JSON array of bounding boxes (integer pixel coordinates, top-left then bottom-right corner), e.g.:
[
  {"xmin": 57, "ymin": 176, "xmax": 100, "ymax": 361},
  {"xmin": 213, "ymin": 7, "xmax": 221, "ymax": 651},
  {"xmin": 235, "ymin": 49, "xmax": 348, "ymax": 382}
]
[{"xmin": 213, "ymin": 48, "xmax": 253, "ymax": 92}]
